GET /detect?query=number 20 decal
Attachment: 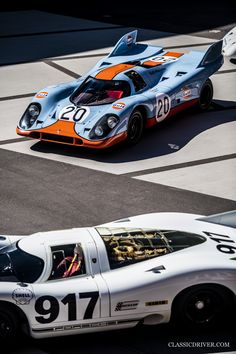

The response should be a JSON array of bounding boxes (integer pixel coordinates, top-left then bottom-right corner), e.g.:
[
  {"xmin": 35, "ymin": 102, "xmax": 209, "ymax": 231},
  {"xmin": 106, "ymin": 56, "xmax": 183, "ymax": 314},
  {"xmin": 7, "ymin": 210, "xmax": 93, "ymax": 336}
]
[
  {"xmin": 155, "ymin": 94, "xmax": 171, "ymax": 122},
  {"xmin": 59, "ymin": 105, "xmax": 90, "ymax": 123},
  {"xmin": 35, "ymin": 291, "xmax": 99, "ymax": 324}
]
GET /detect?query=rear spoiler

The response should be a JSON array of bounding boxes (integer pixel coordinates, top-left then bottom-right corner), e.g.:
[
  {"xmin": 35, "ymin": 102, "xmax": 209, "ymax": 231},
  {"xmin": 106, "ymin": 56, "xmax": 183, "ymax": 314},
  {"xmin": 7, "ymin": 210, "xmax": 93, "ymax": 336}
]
[
  {"xmin": 108, "ymin": 30, "xmax": 138, "ymax": 57},
  {"xmin": 198, "ymin": 40, "xmax": 223, "ymax": 67},
  {"xmin": 197, "ymin": 210, "xmax": 236, "ymax": 228}
]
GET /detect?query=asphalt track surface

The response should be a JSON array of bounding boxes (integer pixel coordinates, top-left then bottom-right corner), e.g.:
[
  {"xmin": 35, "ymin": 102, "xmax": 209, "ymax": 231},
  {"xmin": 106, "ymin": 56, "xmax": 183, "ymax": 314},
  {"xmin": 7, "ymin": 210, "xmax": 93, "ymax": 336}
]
[{"xmin": 0, "ymin": 8, "xmax": 236, "ymax": 354}]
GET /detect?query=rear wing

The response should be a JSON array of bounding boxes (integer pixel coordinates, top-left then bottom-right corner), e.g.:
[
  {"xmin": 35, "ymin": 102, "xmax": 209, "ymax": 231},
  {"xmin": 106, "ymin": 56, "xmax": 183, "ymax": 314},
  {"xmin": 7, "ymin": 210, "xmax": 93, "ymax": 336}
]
[
  {"xmin": 108, "ymin": 30, "xmax": 138, "ymax": 57},
  {"xmin": 197, "ymin": 210, "xmax": 236, "ymax": 229},
  {"xmin": 198, "ymin": 40, "xmax": 223, "ymax": 67}
]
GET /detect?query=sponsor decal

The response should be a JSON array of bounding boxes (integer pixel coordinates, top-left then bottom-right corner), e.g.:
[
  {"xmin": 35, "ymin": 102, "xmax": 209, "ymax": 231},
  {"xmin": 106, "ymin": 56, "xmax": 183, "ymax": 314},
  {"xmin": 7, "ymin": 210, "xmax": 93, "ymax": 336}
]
[
  {"xmin": 36, "ymin": 91, "xmax": 48, "ymax": 99},
  {"xmin": 182, "ymin": 86, "xmax": 192, "ymax": 99},
  {"xmin": 145, "ymin": 300, "xmax": 168, "ymax": 307},
  {"xmin": 115, "ymin": 300, "xmax": 139, "ymax": 311},
  {"xmin": 126, "ymin": 35, "xmax": 133, "ymax": 46},
  {"xmin": 12, "ymin": 288, "xmax": 34, "ymax": 305},
  {"xmin": 112, "ymin": 102, "xmax": 126, "ymax": 110},
  {"xmin": 32, "ymin": 318, "xmax": 139, "ymax": 333}
]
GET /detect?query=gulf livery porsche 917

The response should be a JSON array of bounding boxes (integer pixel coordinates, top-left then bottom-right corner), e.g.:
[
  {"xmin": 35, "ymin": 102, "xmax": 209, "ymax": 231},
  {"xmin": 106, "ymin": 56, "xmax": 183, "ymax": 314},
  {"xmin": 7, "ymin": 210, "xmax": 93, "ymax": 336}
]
[
  {"xmin": 0, "ymin": 210, "xmax": 235, "ymax": 338},
  {"xmin": 17, "ymin": 30, "xmax": 223, "ymax": 148}
]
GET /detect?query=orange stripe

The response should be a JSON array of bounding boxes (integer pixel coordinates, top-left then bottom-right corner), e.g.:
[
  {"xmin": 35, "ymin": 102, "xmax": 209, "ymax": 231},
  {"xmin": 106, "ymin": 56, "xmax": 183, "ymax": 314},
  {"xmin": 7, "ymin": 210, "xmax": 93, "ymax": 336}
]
[
  {"xmin": 164, "ymin": 51, "xmax": 183, "ymax": 58},
  {"xmin": 95, "ymin": 63, "xmax": 135, "ymax": 80},
  {"xmin": 38, "ymin": 120, "xmax": 78, "ymax": 137},
  {"xmin": 142, "ymin": 60, "xmax": 162, "ymax": 67},
  {"xmin": 16, "ymin": 127, "xmax": 127, "ymax": 149}
]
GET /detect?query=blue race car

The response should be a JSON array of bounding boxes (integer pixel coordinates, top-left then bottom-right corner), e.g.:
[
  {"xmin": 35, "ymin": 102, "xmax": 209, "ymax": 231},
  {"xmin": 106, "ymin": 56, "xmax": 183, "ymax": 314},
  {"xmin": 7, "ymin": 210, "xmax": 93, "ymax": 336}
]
[{"xmin": 17, "ymin": 30, "xmax": 223, "ymax": 149}]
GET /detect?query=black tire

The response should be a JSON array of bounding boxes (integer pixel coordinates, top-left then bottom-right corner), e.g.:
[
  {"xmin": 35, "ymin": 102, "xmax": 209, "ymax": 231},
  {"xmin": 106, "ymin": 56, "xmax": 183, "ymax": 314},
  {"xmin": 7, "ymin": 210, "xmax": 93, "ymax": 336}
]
[
  {"xmin": 198, "ymin": 78, "xmax": 213, "ymax": 111},
  {"xmin": 126, "ymin": 110, "xmax": 144, "ymax": 146},
  {"xmin": 0, "ymin": 306, "xmax": 19, "ymax": 339},
  {"xmin": 172, "ymin": 285, "xmax": 233, "ymax": 329}
]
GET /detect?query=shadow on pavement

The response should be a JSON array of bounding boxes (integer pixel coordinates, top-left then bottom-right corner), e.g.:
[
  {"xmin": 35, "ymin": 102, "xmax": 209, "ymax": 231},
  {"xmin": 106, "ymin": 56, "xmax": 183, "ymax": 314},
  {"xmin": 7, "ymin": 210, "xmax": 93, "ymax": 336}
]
[
  {"xmin": 8, "ymin": 320, "xmax": 236, "ymax": 354},
  {"xmin": 31, "ymin": 102, "xmax": 236, "ymax": 164}
]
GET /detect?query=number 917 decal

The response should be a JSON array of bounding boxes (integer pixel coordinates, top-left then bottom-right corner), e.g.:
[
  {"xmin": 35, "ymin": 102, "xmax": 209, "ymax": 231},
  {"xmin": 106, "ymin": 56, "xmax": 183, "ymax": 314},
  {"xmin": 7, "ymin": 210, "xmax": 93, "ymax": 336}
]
[
  {"xmin": 59, "ymin": 105, "xmax": 90, "ymax": 123},
  {"xmin": 155, "ymin": 94, "xmax": 171, "ymax": 122}
]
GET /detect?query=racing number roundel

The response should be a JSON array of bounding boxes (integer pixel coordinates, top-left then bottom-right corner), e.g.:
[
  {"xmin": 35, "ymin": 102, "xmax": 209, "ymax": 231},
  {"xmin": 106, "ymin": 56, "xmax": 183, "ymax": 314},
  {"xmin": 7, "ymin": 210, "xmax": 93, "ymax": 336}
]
[
  {"xmin": 155, "ymin": 94, "xmax": 171, "ymax": 122},
  {"xmin": 59, "ymin": 105, "xmax": 90, "ymax": 123}
]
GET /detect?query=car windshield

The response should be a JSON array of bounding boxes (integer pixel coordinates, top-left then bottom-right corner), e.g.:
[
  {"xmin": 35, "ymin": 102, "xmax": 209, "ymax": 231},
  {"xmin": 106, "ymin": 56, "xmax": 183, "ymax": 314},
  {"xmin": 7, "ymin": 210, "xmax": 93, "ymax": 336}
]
[
  {"xmin": 71, "ymin": 76, "xmax": 131, "ymax": 106},
  {"xmin": 0, "ymin": 242, "xmax": 44, "ymax": 283}
]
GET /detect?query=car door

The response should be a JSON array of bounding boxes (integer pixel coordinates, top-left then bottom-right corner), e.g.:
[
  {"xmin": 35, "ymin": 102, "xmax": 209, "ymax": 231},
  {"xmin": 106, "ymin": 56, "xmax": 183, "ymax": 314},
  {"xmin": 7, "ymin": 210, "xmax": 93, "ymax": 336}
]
[{"xmin": 29, "ymin": 242, "xmax": 101, "ymax": 334}]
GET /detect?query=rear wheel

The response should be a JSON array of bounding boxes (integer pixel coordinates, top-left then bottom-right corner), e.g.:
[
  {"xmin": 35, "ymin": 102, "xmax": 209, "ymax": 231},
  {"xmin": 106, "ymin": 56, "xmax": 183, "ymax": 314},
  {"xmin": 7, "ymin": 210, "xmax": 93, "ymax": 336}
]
[
  {"xmin": 0, "ymin": 306, "xmax": 19, "ymax": 339},
  {"xmin": 198, "ymin": 79, "xmax": 213, "ymax": 111},
  {"xmin": 126, "ymin": 110, "xmax": 144, "ymax": 146},
  {"xmin": 172, "ymin": 285, "xmax": 233, "ymax": 329}
]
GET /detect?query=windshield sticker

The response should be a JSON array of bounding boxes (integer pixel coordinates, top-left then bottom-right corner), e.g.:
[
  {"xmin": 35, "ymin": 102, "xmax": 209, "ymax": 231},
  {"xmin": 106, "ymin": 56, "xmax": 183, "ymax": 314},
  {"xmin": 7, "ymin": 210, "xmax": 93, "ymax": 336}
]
[
  {"xmin": 36, "ymin": 91, "xmax": 48, "ymax": 99},
  {"xmin": 112, "ymin": 102, "xmax": 126, "ymax": 110},
  {"xmin": 12, "ymin": 288, "xmax": 34, "ymax": 305},
  {"xmin": 115, "ymin": 300, "xmax": 139, "ymax": 311}
]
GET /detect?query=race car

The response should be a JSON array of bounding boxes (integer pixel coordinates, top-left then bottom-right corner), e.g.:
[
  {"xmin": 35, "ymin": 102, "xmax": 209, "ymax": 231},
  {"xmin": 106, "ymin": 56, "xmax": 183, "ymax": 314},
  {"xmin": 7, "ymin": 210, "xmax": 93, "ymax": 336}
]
[
  {"xmin": 16, "ymin": 30, "xmax": 223, "ymax": 149},
  {"xmin": 0, "ymin": 210, "xmax": 235, "ymax": 339},
  {"xmin": 222, "ymin": 26, "xmax": 236, "ymax": 60}
]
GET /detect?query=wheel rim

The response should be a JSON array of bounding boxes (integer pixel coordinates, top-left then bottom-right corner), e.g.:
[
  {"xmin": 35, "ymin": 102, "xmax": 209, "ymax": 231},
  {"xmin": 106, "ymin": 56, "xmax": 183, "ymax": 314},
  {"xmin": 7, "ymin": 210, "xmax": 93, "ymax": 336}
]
[
  {"xmin": 184, "ymin": 289, "xmax": 221, "ymax": 324},
  {"xmin": 0, "ymin": 313, "xmax": 13, "ymax": 338},
  {"xmin": 200, "ymin": 84, "xmax": 212, "ymax": 109},
  {"xmin": 128, "ymin": 113, "xmax": 142, "ymax": 142}
]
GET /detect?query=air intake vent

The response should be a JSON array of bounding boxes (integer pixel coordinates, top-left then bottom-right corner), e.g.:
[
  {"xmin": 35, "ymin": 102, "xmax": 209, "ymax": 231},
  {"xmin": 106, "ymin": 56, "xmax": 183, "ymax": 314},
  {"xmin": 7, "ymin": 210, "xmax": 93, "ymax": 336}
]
[
  {"xmin": 100, "ymin": 62, "xmax": 111, "ymax": 67},
  {"xmin": 176, "ymin": 71, "xmax": 187, "ymax": 76}
]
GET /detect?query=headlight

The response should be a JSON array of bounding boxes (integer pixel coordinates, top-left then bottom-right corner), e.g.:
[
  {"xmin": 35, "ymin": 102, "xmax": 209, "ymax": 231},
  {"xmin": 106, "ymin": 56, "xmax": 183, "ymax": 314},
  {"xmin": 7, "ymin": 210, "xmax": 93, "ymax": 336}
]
[
  {"xmin": 107, "ymin": 115, "xmax": 119, "ymax": 129},
  {"xmin": 19, "ymin": 103, "xmax": 41, "ymax": 130},
  {"xmin": 89, "ymin": 114, "xmax": 120, "ymax": 140},
  {"xmin": 94, "ymin": 126, "xmax": 104, "ymax": 137},
  {"xmin": 28, "ymin": 104, "xmax": 40, "ymax": 118}
]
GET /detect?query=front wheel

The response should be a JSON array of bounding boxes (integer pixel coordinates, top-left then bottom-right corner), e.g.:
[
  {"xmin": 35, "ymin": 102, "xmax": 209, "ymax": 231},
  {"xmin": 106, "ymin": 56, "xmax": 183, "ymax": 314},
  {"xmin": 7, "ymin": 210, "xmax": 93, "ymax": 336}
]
[
  {"xmin": 126, "ymin": 110, "xmax": 144, "ymax": 146},
  {"xmin": 198, "ymin": 79, "xmax": 213, "ymax": 111},
  {"xmin": 0, "ymin": 306, "xmax": 19, "ymax": 339},
  {"xmin": 172, "ymin": 285, "xmax": 233, "ymax": 329}
]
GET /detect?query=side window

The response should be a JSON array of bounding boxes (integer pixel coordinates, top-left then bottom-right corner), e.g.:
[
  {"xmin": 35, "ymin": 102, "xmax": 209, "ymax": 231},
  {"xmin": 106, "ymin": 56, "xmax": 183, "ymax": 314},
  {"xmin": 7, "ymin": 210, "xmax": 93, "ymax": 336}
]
[
  {"xmin": 125, "ymin": 70, "xmax": 147, "ymax": 92},
  {"xmin": 48, "ymin": 243, "xmax": 86, "ymax": 280}
]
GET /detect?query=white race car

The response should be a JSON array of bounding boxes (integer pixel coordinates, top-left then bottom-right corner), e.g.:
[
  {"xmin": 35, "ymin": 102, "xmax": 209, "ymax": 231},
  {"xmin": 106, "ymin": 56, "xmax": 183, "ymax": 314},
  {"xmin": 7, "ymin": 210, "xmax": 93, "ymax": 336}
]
[
  {"xmin": 222, "ymin": 26, "xmax": 236, "ymax": 60},
  {"xmin": 0, "ymin": 211, "xmax": 235, "ymax": 339}
]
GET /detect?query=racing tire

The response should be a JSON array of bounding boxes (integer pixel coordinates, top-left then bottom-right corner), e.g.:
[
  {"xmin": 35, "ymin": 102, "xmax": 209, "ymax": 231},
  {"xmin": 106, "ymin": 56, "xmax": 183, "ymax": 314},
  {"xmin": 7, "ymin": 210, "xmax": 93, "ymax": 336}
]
[
  {"xmin": 198, "ymin": 79, "xmax": 213, "ymax": 111},
  {"xmin": 172, "ymin": 285, "xmax": 233, "ymax": 329},
  {"xmin": 126, "ymin": 110, "xmax": 144, "ymax": 146},
  {"xmin": 0, "ymin": 306, "xmax": 19, "ymax": 339}
]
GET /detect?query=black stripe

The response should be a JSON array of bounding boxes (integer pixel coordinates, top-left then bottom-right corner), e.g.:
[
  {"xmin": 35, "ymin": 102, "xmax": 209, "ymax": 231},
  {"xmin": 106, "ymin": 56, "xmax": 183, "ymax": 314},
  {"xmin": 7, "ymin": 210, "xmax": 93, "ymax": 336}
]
[
  {"xmin": 51, "ymin": 53, "xmax": 110, "ymax": 61},
  {"xmin": 215, "ymin": 68, "xmax": 236, "ymax": 75},
  {"xmin": 42, "ymin": 60, "xmax": 81, "ymax": 79},
  {"xmin": 0, "ymin": 26, "xmax": 125, "ymax": 39},
  {"xmin": 125, "ymin": 153, "xmax": 236, "ymax": 178},
  {"xmin": 0, "ymin": 93, "xmax": 36, "ymax": 102},
  {"xmin": 0, "ymin": 137, "xmax": 31, "ymax": 146},
  {"xmin": 164, "ymin": 42, "xmax": 215, "ymax": 49}
]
